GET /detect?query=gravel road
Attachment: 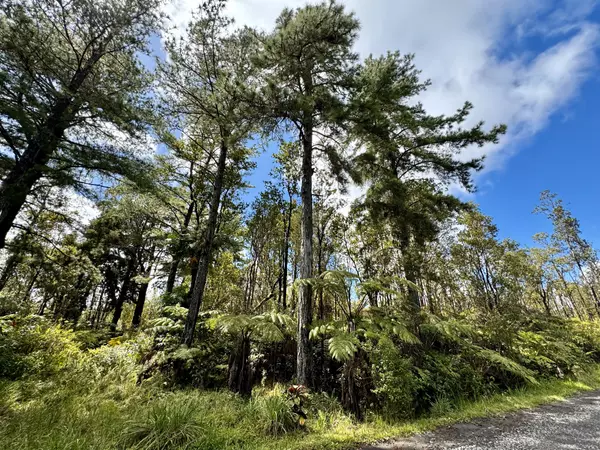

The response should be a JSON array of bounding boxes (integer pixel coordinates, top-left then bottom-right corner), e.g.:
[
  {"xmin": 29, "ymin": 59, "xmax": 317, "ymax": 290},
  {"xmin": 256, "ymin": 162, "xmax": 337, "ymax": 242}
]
[{"xmin": 362, "ymin": 390, "xmax": 600, "ymax": 449}]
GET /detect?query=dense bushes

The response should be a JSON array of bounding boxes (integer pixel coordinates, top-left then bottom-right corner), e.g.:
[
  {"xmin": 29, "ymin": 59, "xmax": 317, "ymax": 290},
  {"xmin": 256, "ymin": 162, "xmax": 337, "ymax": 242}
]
[
  {"xmin": 370, "ymin": 337, "xmax": 418, "ymax": 419},
  {"xmin": 2, "ymin": 310, "xmax": 600, "ymax": 449},
  {"xmin": 0, "ymin": 315, "xmax": 80, "ymax": 379},
  {"xmin": 319, "ymin": 310, "xmax": 600, "ymax": 421}
]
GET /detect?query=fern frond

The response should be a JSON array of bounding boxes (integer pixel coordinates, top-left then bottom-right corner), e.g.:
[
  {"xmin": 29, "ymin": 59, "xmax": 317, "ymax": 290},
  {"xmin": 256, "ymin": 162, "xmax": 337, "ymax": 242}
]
[
  {"xmin": 252, "ymin": 320, "xmax": 285, "ymax": 342},
  {"xmin": 474, "ymin": 347, "xmax": 538, "ymax": 384},
  {"xmin": 309, "ymin": 323, "xmax": 337, "ymax": 340},
  {"xmin": 162, "ymin": 305, "xmax": 188, "ymax": 320},
  {"xmin": 423, "ymin": 314, "xmax": 475, "ymax": 343},
  {"xmin": 148, "ymin": 317, "xmax": 183, "ymax": 334},
  {"xmin": 251, "ymin": 312, "xmax": 294, "ymax": 342},
  {"xmin": 328, "ymin": 332, "xmax": 359, "ymax": 362},
  {"xmin": 210, "ymin": 314, "xmax": 253, "ymax": 335},
  {"xmin": 390, "ymin": 322, "xmax": 421, "ymax": 345}
]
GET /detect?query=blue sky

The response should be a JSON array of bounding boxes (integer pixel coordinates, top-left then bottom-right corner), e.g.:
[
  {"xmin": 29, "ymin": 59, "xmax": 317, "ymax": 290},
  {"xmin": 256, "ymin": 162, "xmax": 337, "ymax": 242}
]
[
  {"xmin": 473, "ymin": 4, "xmax": 600, "ymax": 246},
  {"xmin": 159, "ymin": 0, "xmax": 600, "ymax": 248},
  {"xmin": 476, "ymin": 79, "xmax": 600, "ymax": 246}
]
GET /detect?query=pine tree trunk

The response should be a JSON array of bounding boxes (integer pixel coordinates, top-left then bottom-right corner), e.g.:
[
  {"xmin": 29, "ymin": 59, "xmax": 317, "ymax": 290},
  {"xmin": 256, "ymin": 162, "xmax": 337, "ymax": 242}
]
[
  {"xmin": 297, "ymin": 110, "xmax": 314, "ymax": 386},
  {"xmin": 182, "ymin": 140, "xmax": 228, "ymax": 347},
  {"xmin": 132, "ymin": 281, "xmax": 149, "ymax": 328},
  {"xmin": 166, "ymin": 201, "xmax": 195, "ymax": 294},
  {"xmin": 111, "ymin": 257, "xmax": 135, "ymax": 331},
  {"xmin": 281, "ymin": 194, "xmax": 293, "ymax": 310},
  {"xmin": 0, "ymin": 138, "xmax": 56, "ymax": 248}
]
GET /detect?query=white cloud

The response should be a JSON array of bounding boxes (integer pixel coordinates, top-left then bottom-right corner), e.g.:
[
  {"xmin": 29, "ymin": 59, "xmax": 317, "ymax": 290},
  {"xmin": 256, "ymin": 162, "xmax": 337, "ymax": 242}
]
[
  {"xmin": 64, "ymin": 189, "xmax": 100, "ymax": 226},
  {"xmin": 163, "ymin": 0, "xmax": 600, "ymax": 176}
]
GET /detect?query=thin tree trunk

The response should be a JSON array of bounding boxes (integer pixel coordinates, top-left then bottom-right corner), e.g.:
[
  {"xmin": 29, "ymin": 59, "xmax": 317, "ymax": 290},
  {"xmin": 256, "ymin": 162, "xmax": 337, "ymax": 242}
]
[
  {"xmin": 165, "ymin": 261, "xmax": 179, "ymax": 295},
  {"xmin": 70, "ymin": 285, "xmax": 91, "ymax": 326},
  {"xmin": 539, "ymin": 285, "xmax": 552, "ymax": 315},
  {"xmin": 297, "ymin": 99, "xmax": 314, "ymax": 386},
  {"xmin": 399, "ymin": 236, "xmax": 421, "ymax": 322},
  {"xmin": 182, "ymin": 139, "xmax": 228, "ymax": 347},
  {"xmin": 281, "ymin": 194, "xmax": 293, "ymax": 310},
  {"xmin": 166, "ymin": 200, "xmax": 195, "ymax": 294},
  {"xmin": 111, "ymin": 257, "xmax": 136, "ymax": 332},
  {"xmin": 185, "ymin": 257, "xmax": 199, "ymax": 307},
  {"xmin": 0, "ymin": 253, "xmax": 19, "ymax": 293},
  {"xmin": 132, "ymin": 281, "xmax": 149, "ymax": 328},
  {"xmin": 38, "ymin": 293, "xmax": 49, "ymax": 315},
  {"xmin": 89, "ymin": 286, "xmax": 98, "ymax": 327},
  {"xmin": 93, "ymin": 285, "xmax": 106, "ymax": 328},
  {"xmin": 21, "ymin": 268, "xmax": 40, "ymax": 304}
]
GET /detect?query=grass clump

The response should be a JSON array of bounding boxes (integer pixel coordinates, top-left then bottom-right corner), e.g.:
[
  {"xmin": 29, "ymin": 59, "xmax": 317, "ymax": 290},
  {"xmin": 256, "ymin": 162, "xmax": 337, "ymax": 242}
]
[
  {"xmin": 119, "ymin": 398, "xmax": 204, "ymax": 450},
  {"xmin": 251, "ymin": 393, "xmax": 299, "ymax": 436}
]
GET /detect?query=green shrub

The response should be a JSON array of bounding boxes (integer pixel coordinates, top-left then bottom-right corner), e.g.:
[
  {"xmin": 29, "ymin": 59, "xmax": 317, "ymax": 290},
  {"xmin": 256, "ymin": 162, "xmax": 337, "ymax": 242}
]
[
  {"xmin": 569, "ymin": 319, "xmax": 600, "ymax": 361},
  {"xmin": 370, "ymin": 336, "xmax": 417, "ymax": 420},
  {"xmin": 514, "ymin": 329, "xmax": 583, "ymax": 377},
  {"xmin": 139, "ymin": 308, "xmax": 229, "ymax": 389},
  {"xmin": 72, "ymin": 329, "xmax": 113, "ymax": 349},
  {"xmin": 0, "ymin": 315, "xmax": 81, "ymax": 379},
  {"xmin": 429, "ymin": 396, "xmax": 454, "ymax": 417},
  {"xmin": 414, "ymin": 350, "xmax": 493, "ymax": 413}
]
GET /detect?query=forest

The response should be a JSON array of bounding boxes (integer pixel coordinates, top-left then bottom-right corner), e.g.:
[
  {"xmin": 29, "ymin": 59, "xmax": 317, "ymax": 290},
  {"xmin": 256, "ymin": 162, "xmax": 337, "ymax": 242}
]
[{"xmin": 2, "ymin": 0, "xmax": 600, "ymax": 449}]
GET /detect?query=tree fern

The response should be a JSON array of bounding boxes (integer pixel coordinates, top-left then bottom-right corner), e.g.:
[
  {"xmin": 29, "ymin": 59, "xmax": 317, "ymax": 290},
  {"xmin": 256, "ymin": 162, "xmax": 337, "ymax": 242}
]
[{"xmin": 209, "ymin": 312, "xmax": 294, "ymax": 343}]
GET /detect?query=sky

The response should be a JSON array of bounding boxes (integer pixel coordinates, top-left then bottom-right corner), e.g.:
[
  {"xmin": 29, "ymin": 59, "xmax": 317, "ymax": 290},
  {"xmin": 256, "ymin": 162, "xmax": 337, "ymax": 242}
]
[{"xmin": 158, "ymin": 0, "xmax": 600, "ymax": 247}]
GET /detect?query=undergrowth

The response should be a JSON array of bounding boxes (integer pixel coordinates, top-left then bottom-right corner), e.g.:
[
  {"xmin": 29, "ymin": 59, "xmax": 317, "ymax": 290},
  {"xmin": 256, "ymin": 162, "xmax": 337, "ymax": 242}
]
[
  {"xmin": 1, "ymin": 364, "xmax": 600, "ymax": 450},
  {"xmin": 2, "ymin": 314, "xmax": 600, "ymax": 449}
]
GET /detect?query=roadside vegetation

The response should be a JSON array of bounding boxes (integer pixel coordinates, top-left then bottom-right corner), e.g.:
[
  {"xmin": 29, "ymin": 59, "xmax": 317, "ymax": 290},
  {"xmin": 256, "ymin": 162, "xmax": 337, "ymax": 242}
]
[{"xmin": 1, "ymin": 313, "xmax": 600, "ymax": 449}]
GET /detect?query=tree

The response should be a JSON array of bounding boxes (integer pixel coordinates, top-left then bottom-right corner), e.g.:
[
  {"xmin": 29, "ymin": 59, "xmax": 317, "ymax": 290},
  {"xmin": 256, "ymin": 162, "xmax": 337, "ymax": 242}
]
[
  {"xmin": 535, "ymin": 191, "xmax": 600, "ymax": 314},
  {"xmin": 0, "ymin": 0, "xmax": 163, "ymax": 248},
  {"xmin": 150, "ymin": 139, "xmax": 214, "ymax": 299},
  {"xmin": 451, "ymin": 210, "xmax": 526, "ymax": 313},
  {"xmin": 352, "ymin": 52, "xmax": 505, "ymax": 321},
  {"xmin": 83, "ymin": 187, "xmax": 166, "ymax": 331},
  {"xmin": 159, "ymin": 0, "xmax": 259, "ymax": 346},
  {"xmin": 271, "ymin": 142, "xmax": 301, "ymax": 310},
  {"xmin": 257, "ymin": 0, "xmax": 360, "ymax": 385}
]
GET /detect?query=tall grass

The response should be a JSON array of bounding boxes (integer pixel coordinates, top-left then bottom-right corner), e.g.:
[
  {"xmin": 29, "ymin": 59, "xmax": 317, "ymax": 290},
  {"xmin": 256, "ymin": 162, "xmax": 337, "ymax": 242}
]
[
  {"xmin": 251, "ymin": 392, "xmax": 299, "ymax": 436},
  {"xmin": 1, "ymin": 367, "xmax": 600, "ymax": 450}
]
